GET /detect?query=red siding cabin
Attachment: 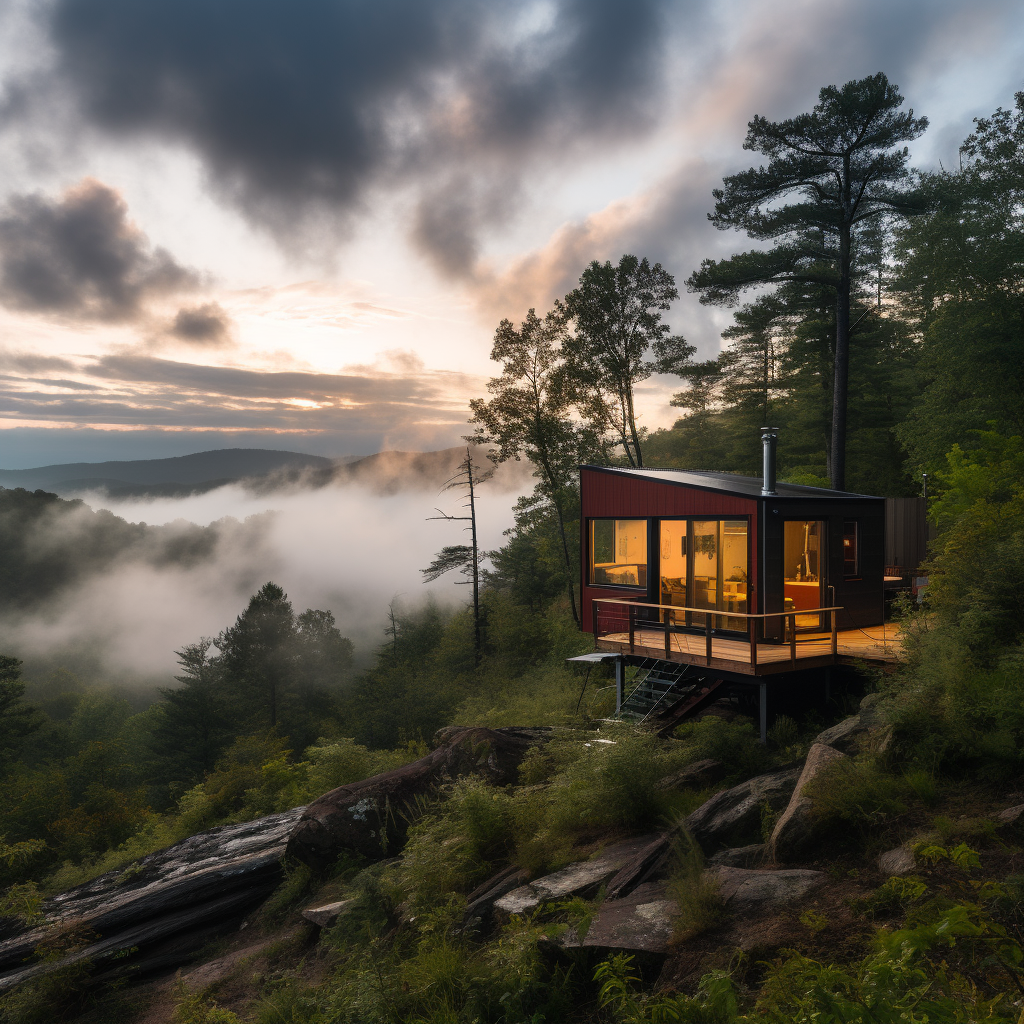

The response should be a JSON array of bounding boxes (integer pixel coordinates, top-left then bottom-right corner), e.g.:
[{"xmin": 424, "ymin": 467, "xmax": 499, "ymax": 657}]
[{"xmin": 576, "ymin": 429, "xmax": 892, "ymax": 740}]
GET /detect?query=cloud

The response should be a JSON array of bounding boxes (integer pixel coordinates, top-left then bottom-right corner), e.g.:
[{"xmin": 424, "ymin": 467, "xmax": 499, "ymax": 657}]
[
  {"xmin": 0, "ymin": 353, "xmax": 482, "ymax": 454},
  {"xmin": 0, "ymin": 178, "xmax": 199, "ymax": 321},
  {"xmin": 30, "ymin": 0, "xmax": 684, "ymax": 264},
  {"xmin": 169, "ymin": 302, "xmax": 232, "ymax": 345},
  {"xmin": 0, "ymin": 348, "xmax": 77, "ymax": 374}
]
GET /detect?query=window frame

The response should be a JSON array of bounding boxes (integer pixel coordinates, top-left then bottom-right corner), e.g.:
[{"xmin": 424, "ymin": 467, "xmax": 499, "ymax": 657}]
[
  {"xmin": 843, "ymin": 520, "xmax": 860, "ymax": 578},
  {"xmin": 587, "ymin": 517, "xmax": 650, "ymax": 590}
]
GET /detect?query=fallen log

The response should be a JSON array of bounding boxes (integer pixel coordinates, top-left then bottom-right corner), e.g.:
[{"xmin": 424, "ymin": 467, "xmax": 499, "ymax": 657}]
[
  {"xmin": 0, "ymin": 806, "xmax": 303, "ymax": 994},
  {"xmin": 287, "ymin": 726, "xmax": 550, "ymax": 870}
]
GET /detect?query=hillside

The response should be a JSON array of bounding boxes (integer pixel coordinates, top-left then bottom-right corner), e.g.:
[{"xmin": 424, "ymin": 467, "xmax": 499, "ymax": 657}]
[{"xmin": 0, "ymin": 446, "xmax": 519, "ymax": 499}]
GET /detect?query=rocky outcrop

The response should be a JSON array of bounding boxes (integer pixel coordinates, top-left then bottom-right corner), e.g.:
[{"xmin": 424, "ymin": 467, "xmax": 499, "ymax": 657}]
[
  {"xmin": 812, "ymin": 694, "xmax": 886, "ymax": 754},
  {"xmin": 561, "ymin": 882, "xmax": 675, "ymax": 956},
  {"xmin": 287, "ymin": 727, "xmax": 551, "ymax": 870},
  {"xmin": 708, "ymin": 844, "xmax": 768, "ymax": 869},
  {"xmin": 0, "ymin": 807, "xmax": 303, "ymax": 994},
  {"xmin": 709, "ymin": 865, "xmax": 826, "ymax": 914},
  {"xmin": 995, "ymin": 804, "xmax": 1024, "ymax": 828},
  {"xmin": 878, "ymin": 847, "xmax": 917, "ymax": 876},
  {"xmin": 301, "ymin": 899, "xmax": 354, "ymax": 928},
  {"xmin": 494, "ymin": 836, "xmax": 661, "ymax": 920},
  {"xmin": 654, "ymin": 759, "xmax": 727, "ymax": 792},
  {"xmin": 770, "ymin": 743, "xmax": 849, "ymax": 862},
  {"xmin": 462, "ymin": 865, "xmax": 530, "ymax": 933},
  {"xmin": 683, "ymin": 768, "xmax": 801, "ymax": 853}
]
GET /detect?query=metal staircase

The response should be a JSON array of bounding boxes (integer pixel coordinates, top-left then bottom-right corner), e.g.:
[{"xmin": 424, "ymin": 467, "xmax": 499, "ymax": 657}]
[{"xmin": 618, "ymin": 659, "xmax": 694, "ymax": 722}]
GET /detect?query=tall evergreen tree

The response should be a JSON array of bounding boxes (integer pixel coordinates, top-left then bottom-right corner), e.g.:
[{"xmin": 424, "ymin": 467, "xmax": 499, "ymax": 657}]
[
  {"xmin": 689, "ymin": 73, "xmax": 928, "ymax": 488},
  {"xmin": 150, "ymin": 639, "xmax": 231, "ymax": 786},
  {"xmin": 217, "ymin": 582, "xmax": 296, "ymax": 730}
]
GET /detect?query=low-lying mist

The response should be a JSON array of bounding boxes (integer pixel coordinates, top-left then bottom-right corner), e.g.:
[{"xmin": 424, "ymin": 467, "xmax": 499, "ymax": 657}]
[{"xmin": 1, "ymin": 469, "xmax": 529, "ymax": 687}]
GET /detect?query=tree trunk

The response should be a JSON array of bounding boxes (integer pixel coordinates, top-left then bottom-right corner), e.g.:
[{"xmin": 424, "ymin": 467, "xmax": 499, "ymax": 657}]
[
  {"xmin": 625, "ymin": 384, "xmax": 644, "ymax": 467},
  {"xmin": 536, "ymin": 449, "xmax": 579, "ymax": 626},
  {"xmin": 831, "ymin": 223, "xmax": 852, "ymax": 491},
  {"xmin": 467, "ymin": 452, "xmax": 481, "ymax": 666},
  {"xmin": 287, "ymin": 726, "xmax": 552, "ymax": 870}
]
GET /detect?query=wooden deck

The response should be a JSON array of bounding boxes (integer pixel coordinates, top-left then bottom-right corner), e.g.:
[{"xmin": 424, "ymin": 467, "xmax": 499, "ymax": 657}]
[{"xmin": 595, "ymin": 623, "xmax": 901, "ymax": 677}]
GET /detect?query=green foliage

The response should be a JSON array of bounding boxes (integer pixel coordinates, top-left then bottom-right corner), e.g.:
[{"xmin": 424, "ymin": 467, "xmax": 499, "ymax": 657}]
[
  {"xmin": 594, "ymin": 954, "xmax": 735, "ymax": 1023},
  {"xmin": 671, "ymin": 717, "xmax": 771, "ymax": 781},
  {"xmin": 668, "ymin": 833, "xmax": 723, "ymax": 941},
  {"xmin": 802, "ymin": 758, "xmax": 908, "ymax": 848},
  {"xmin": 0, "ymin": 879, "xmax": 44, "ymax": 924},
  {"xmin": 173, "ymin": 984, "xmax": 242, "ymax": 1024}
]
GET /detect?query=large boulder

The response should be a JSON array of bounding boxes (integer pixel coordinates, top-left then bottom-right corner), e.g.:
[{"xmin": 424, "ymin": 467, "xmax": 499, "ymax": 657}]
[
  {"xmin": 494, "ymin": 836, "xmax": 661, "ymax": 920},
  {"xmin": 812, "ymin": 694, "xmax": 885, "ymax": 755},
  {"xmin": 561, "ymin": 882, "xmax": 675, "ymax": 956},
  {"xmin": 770, "ymin": 743, "xmax": 849, "ymax": 862},
  {"xmin": 682, "ymin": 768, "xmax": 801, "ymax": 853},
  {"xmin": 709, "ymin": 865, "xmax": 826, "ymax": 915},
  {"xmin": 0, "ymin": 807, "xmax": 304, "ymax": 995},
  {"xmin": 287, "ymin": 726, "xmax": 550, "ymax": 870}
]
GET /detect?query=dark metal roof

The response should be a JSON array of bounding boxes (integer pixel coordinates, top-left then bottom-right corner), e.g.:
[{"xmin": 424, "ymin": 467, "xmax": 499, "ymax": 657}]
[{"xmin": 582, "ymin": 465, "xmax": 881, "ymax": 500}]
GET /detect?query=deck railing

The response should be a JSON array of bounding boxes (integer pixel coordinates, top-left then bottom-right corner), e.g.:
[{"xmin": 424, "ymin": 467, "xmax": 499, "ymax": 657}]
[{"xmin": 592, "ymin": 597, "xmax": 845, "ymax": 671}]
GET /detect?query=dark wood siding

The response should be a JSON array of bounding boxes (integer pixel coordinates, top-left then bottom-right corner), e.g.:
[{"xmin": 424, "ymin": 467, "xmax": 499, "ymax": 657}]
[
  {"xmin": 885, "ymin": 497, "xmax": 930, "ymax": 575},
  {"xmin": 581, "ymin": 468, "xmax": 759, "ymax": 632}
]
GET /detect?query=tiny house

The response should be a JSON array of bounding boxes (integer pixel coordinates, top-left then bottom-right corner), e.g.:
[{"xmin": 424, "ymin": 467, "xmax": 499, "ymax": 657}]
[{"xmin": 581, "ymin": 431, "xmax": 886, "ymax": 659}]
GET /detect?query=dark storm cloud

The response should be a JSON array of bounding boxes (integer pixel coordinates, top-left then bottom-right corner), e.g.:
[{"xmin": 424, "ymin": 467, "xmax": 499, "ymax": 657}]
[
  {"xmin": 37, "ymin": 0, "xmax": 682, "ymax": 269},
  {"xmin": 170, "ymin": 303, "xmax": 231, "ymax": 345},
  {"xmin": 0, "ymin": 179, "xmax": 199, "ymax": 320}
]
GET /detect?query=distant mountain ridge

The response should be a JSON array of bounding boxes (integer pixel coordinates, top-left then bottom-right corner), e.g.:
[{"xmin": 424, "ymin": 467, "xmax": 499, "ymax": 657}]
[{"xmin": 0, "ymin": 446, "xmax": 520, "ymax": 498}]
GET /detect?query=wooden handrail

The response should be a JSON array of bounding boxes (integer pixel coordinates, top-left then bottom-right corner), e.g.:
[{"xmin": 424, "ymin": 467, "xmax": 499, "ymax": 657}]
[
  {"xmin": 592, "ymin": 597, "xmax": 844, "ymax": 618},
  {"xmin": 593, "ymin": 596, "xmax": 843, "ymax": 669}
]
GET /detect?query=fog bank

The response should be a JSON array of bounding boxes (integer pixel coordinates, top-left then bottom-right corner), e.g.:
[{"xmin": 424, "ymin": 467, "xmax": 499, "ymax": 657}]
[{"xmin": 2, "ymin": 472, "xmax": 528, "ymax": 681}]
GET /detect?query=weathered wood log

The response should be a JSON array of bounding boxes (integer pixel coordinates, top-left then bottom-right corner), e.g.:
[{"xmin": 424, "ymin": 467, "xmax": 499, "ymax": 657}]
[
  {"xmin": 0, "ymin": 806, "xmax": 303, "ymax": 993},
  {"xmin": 286, "ymin": 726, "xmax": 551, "ymax": 870}
]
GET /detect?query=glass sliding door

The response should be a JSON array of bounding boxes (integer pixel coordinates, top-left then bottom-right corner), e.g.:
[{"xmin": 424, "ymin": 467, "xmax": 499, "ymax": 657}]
[
  {"xmin": 658, "ymin": 518, "xmax": 748, "ymax": 632},
  {"xmin": 659, "ymin": 520, "xmax": 687, "ymax": 625},
  {"xmin": 783, "ymin": 520, "xmax": 824, "ymax": 630},
  {"xmin": 721, "ymin": 520, "xmax": 749, "ymax": 630},
  {"xmin": 691, "ymin": 520, "xmax": 719, "ymax": 627}
]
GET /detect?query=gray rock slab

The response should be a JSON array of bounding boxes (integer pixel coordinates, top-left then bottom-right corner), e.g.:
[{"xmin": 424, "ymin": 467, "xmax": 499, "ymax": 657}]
[
  {"xmin": 878, "ymin": 847, "xmax": 917, "ymax": 876},
  {"xmin": 494, "ymin": 836, "xmax": 660, "ymax": 919},
  {"xmin": 683, "ymin": 768, "xmax": 800, "ymax": 853},
  {"xmin": 302, "ymin": 899, "xmax": 355, "ymax": 928},
  {"xmin": 562, "ymin": 882, "xmax": 675, "ymax": 954},
  {"xmin": 710, "ymin": 865, "xmax": 826, "ymax": 914},
  {"xmin": 708, "ymin": 844, "xmax": 768, "ymax": 869},
  {"xmin": 771, "ymin": 743, "xmax": 849, "ymax": 862}
]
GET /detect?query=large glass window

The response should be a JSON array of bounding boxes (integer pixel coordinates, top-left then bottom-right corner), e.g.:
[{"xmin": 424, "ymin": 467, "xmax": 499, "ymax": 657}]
[
  {"xmin": 784, "ymin": 520, "xmax": 824, "ymax": 630},
  {"xmin": 659, "ymin": 519, "xmax": 748, "ymax": 631},
  {"xmin": 589, "ymin": 519, "xmax": 648, "ymax": 587}
]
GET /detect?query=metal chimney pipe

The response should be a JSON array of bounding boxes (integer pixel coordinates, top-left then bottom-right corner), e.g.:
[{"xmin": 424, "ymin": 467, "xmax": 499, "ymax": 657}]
[{"xmin": 761, "ymin": 427, "xmax": 779, "ymax": 496}]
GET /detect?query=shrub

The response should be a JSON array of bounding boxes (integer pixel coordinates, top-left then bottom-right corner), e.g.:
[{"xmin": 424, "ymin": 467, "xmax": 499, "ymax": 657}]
[
  {"xmin": 802, "ymin": 758, "xmax": 908, "ymax": 848},
  {"xmin": 667, "ymin": 833, "xmax": 723, "ymax": 941}
]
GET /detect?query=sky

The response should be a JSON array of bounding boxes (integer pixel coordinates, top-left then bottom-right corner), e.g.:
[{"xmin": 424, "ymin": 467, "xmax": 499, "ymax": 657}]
[{"xmin": 0, "ymin": 0, "xmax": 1022, "ymax": 468}]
